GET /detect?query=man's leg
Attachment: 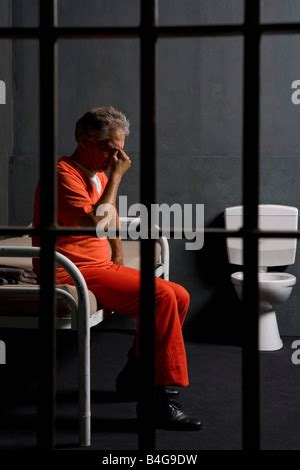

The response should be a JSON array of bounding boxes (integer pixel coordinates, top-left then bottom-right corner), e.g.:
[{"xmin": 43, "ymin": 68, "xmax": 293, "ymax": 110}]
[
  {"xmin": 130, "ymin": 278, "xmax": 190, "ymax": 359},
  {"xmin": 57, "ymin": 264, "xmax": 202, "ymax": 430},
  {"xmin": 79, "ymin": 264, "xmax": 189, "ymax": 386}
]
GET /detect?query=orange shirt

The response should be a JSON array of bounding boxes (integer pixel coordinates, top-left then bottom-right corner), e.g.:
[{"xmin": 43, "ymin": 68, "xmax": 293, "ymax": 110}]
[{"xmin": 32, "ymin": 155, "xmax": 113, "ymax": 280}]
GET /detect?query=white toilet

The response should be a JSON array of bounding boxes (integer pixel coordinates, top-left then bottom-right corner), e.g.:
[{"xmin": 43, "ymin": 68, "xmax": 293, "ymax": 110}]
[{"xmin": 225, "ymin": 205, "xmax": 298, "ymax": 351}]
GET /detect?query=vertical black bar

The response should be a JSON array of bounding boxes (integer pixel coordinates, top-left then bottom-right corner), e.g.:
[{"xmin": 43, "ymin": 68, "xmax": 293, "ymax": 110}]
[
  {"xmin": 138, "ymin": 0, "xmax": 157, "ymax": 451},
  {"xmin": 38, "ymin": 0, "xmax": 57, "ymax": 449},
  {"xmin": 242, "ymin": 0, "xmax": 260, "ymax": 450}
]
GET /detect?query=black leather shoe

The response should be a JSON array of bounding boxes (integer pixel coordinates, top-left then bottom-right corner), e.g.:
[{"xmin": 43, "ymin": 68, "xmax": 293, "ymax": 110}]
[{"xmin": 136, "ymin": 399, "xmax": 202, "ymax": 431}]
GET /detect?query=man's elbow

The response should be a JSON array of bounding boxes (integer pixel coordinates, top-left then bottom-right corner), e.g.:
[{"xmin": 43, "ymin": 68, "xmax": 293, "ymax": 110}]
[{"xmin": 80, "ymin": 212, "xmax": 99, "ymax": 228}]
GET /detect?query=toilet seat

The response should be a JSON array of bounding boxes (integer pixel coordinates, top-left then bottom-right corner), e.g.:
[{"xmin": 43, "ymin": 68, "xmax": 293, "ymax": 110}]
[{"xmin": 231, "ymin": 271, "xmax": 296, "ymax": 288}]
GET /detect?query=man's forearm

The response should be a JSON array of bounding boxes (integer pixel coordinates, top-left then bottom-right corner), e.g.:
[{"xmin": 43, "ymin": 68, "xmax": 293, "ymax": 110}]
[
  {"xmin": 80, "ymin": 174, "xmax": 121, "ymax": 228},
  {"xmin": 94, "ymin": 173, "xmax": 121, "ymax": 210},
  {"xmin": 108, "ymin": 212, "xmax": 123, "ymax": 264}
]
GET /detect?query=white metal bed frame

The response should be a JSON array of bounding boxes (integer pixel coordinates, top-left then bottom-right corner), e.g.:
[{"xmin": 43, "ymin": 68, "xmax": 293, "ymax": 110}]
[{"xmin": 0, "ymin": 217, "xmax": 169, "ymax": 446}]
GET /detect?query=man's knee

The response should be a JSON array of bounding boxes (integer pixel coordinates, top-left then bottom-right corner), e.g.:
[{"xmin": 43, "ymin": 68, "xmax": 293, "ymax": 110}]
[
  {"xmin": 176, "ymin": 284, "xmax": 191, "ymax": 308},
  {"xmin": 182, "ymin": 287, "xmax": 191, "ymax": 307},
  {"xmin": 156, "ymin": 284, "xmax": 177, "ymax": 305}
]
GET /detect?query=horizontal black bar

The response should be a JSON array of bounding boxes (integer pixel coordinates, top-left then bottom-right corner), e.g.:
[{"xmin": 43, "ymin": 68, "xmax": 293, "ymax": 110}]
[
  {"xmin": 0, "ymin": 26, "xmax": 140, "ymax": 39},
  {"xmin": 260, "ymin": 23, "xmax": 300, "ymax": 34},
  {"xmin": 1, "ymin": 23, "xmax": 300, "ymax": 39},
  {"xmin": 159, "ymin": 23, "xmax": 300, "ymax": 36},
  {"xmin": 0, "ymin": 227, "xmax": 40, "ymax": 235},
  {"xmin": 0, "ymin": 226, "xmax": 300, "ymax": 238}
]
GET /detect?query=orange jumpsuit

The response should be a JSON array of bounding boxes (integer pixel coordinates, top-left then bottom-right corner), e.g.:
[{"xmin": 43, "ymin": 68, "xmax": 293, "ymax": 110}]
[{"xmin": 32, "ymin": 156, "xmax": 190, "ymax": 387}]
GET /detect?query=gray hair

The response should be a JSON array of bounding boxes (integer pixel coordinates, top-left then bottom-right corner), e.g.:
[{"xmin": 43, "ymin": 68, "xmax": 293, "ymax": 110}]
[{"xmin": 75, "ymin": 106, "xmax": 130, "ymax": 142}]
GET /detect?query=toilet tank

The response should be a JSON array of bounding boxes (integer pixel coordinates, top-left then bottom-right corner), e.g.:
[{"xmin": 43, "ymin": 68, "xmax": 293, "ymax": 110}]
[{"xmin": 225, "ymin": 205, "xmax": 298, "ymax": 266}]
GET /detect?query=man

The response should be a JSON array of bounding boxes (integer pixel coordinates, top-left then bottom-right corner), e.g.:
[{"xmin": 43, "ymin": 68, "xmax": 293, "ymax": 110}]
[{"xmin": 32, "ymin": 106, "xmax": 202, "ymax": 431}]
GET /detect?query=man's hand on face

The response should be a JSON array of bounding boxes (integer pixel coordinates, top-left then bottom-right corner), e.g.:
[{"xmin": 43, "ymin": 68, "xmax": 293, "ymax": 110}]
[{"xmin": 109, "ymin": 148, "xmax": 132, "ymax": 180}]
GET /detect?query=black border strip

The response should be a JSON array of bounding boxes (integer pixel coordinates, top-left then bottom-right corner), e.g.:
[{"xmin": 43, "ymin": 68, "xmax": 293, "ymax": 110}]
[{"xmin": 1, "ymin": 0, "xmax": 298, "ymax": 451}]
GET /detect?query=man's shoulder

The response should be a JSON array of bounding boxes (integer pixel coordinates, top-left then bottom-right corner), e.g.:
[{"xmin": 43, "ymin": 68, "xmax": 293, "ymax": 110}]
[
  {"xmin": 57, "ymin": 156, "xmax": 85, "ymax": 181},
  {"xmin": 57, "ymin": 155, "xmax": 75, "ymax": 172}
]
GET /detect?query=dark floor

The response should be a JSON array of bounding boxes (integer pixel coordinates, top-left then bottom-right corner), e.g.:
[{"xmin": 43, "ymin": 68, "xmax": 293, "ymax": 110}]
[{"xmin": 0, "ymin": 330, "xmax": 300, "ymax": 450}]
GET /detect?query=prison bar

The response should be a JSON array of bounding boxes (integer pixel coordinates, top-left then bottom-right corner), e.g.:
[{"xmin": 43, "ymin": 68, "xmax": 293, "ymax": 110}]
[
  {"xmin": 1, "ymin": 226, "xmax": 300, "ymax": 239},
  {"xmin": 3, "ymin": 23, "xmax": 300, "ymax": 39},
  {"xmin": 37, "ymin": 0, "xmax": 58, "ymax": 450},
  {"xmin": 137, "ymin": 0, "xmax": 157, "ymax": 451},
  {"xmin": 242, "ymin": 0, "xmax": 260, "ymax": 450}
]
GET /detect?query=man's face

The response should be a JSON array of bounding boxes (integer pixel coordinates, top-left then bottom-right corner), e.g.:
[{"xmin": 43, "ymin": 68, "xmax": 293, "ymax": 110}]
[{"xmin": 80, "ymin": 128, "xmax": 126, "ymax": 172}]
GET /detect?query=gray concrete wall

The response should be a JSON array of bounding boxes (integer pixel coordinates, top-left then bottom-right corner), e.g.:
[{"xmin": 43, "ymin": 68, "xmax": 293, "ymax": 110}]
[
  {"xmin": 9, "ymin": 1, "xmax": 39, "ymax": 225},
  {"xmin": 9, "ymin": 1, "xmax": 300, "ymax": 338},
  {"xmin": 0, "ymin": 0, "xmax": 12, "ymax": 225}
]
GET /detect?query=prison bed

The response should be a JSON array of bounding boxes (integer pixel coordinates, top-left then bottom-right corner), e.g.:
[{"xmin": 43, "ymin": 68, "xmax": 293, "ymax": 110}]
[{"xmin": 0, "ymin": 217, "xmax": 169, "ymax": 447}]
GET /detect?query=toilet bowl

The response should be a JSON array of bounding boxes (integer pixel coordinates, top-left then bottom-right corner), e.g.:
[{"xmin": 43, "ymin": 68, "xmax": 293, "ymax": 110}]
[
  {"xmin": 225, "ymin": 205, "xmax": 298, "ymax": 351},
  {"xmin": 231, "ymin": 271, "xmax": 296, "ymax": 350}
]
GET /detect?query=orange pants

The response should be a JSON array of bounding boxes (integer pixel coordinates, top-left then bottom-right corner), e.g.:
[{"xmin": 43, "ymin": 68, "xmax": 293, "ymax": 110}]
[{"xmin": 58, "ymin": 263, "xmax": 190, "ymax": 387}]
